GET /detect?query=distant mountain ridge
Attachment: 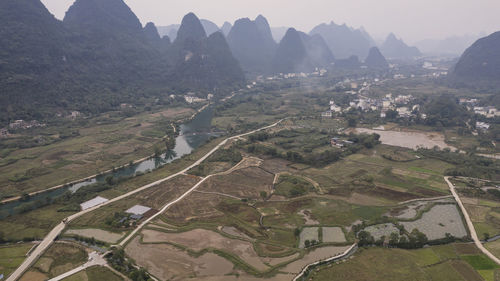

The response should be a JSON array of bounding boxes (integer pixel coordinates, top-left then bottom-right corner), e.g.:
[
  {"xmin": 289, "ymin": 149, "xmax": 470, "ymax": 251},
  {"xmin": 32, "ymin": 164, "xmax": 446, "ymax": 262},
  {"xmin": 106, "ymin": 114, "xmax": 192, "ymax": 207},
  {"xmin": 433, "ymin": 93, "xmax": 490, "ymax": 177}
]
[
  {"xmin": 309, "ymin": 21, "xmax": 374, "ymax": 59},
  {"xmin": 415, "ymin": 34, "xmax": 484, "ymax": 56},
  {"xmin": 380, "ymin": 33, "xmax": 421, "ymax": 59},
  {"xmin": 272, "ymin": 28, "xmax": 335, "ymax": 74}
]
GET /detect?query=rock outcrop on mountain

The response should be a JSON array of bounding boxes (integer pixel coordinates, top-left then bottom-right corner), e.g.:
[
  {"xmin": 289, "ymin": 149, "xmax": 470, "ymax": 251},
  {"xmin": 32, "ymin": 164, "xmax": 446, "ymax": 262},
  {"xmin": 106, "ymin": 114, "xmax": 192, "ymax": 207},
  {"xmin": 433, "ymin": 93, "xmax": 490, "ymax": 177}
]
[
  {"xmin": 451, "ymin": 31, "xmax": 500, "ymax": 87},
  {"xmin": 310, "ymin": 21, "xmax": 374, "ymax": 59},
  {"xmin": 227, "ymin": 16, "xmax": 277, "ymax": 75},
  {"xmin": 380, "ymin": 33, "xmax": 421, "ymax": 59},
  {"xmin": 365, "ymin": 47, "xmax": 389, "ymax": 68}
]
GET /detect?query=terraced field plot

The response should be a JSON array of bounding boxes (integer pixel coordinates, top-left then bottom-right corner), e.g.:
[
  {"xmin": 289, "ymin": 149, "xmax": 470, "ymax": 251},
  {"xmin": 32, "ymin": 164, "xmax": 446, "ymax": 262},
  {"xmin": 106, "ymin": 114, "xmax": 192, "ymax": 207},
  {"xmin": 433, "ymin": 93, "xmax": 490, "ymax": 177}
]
[
  {"xmin": 22, "ymin": 242, "xmax": 88, "ymax": 280},
  {"xmin": 401, "ymin": 204, "xmax": 467, "ymax": 240},
  {"xmin": 322, "ymin": 227, "xmax": 346, "ymax": 243},
  {"xmin": 299, "ymin": 227, "xmax": 319, "ymax": 248}
]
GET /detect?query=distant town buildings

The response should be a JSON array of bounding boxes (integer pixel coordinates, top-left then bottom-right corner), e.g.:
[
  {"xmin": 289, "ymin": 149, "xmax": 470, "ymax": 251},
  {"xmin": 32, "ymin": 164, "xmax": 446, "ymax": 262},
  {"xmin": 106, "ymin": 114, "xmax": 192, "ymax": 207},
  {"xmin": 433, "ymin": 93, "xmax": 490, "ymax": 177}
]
[
  {"xmin": 476, "ymin": 121, "xmax": 491, "ymax": 131},
  {"xmin": 8, "ymin": 120, "xmax": 45, "ymax": 130}
]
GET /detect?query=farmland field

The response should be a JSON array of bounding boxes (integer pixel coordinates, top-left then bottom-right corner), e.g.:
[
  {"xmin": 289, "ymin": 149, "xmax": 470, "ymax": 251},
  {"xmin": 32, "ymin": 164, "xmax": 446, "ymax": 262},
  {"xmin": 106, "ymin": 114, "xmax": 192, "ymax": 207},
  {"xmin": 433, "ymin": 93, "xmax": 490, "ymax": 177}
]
[
  {"xmin": 400, "ymin": 204, "xmax": 467, "ymax": 240},
  {"xmin": 308, "ymin": 246, "xmax": 495, "ymax": 281},
  {"xmin": 22, "ymin": 242, "xmax": 88, "ymax": 280},
  {"xmin": 0, "ymin": 107, "xmax": 195, "ymax": 197},
  {"xmin": 0, "ymin": 243, "xmax": 33, "ymax": 279}
]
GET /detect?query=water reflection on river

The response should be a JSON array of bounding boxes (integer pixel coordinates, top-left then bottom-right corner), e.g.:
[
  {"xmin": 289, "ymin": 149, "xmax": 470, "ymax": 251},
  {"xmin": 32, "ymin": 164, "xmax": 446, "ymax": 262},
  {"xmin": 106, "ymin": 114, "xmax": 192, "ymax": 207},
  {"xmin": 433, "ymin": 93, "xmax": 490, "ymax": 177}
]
[{"xmin": 0, "ymin": 107, "xmax": 216, "ymax": 219}]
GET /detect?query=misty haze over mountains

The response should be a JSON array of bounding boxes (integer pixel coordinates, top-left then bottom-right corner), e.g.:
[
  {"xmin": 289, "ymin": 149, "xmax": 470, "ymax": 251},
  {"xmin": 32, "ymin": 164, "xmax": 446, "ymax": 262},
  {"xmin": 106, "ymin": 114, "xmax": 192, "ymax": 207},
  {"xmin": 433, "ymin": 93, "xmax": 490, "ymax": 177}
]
[{"xmin": 1, "ymin": 0, "xmax": 500, "ymax": 123}]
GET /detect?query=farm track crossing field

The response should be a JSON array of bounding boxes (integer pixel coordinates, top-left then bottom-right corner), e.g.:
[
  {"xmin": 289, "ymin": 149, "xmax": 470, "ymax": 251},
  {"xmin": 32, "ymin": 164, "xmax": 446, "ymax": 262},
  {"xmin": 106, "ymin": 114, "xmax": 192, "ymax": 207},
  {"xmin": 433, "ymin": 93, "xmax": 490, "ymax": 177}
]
[
  {"xmin": 21, "ymin": 242, "xmax": 88, "ymax": 280},
  {"xmin": 61, "ymin": 266, "xmax": 124, "ymax": 281}
]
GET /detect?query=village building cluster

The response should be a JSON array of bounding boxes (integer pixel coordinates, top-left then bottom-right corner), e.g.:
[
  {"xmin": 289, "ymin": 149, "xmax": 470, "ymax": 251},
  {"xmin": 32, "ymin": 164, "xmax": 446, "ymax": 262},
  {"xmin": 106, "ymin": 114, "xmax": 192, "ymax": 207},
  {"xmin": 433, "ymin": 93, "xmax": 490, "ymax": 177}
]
[
  {"xmin": 0, "ymin": 119, "xmax": 46, "ymax": 138},
  {"xmin": 322, "ymin": 92, "xmax": 423, "ymax": 120},
  {"xmin": 459, "ymin": 98, "xmax": 500, "ymax": 118}
]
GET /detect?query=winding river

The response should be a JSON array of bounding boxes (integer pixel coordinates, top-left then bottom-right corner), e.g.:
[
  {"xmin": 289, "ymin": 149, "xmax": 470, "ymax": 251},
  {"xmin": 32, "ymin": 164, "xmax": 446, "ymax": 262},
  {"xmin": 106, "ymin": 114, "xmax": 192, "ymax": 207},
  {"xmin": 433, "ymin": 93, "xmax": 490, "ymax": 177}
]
[{"xmin": 0, "ymin": 106, "xmax": 216, "ymax": 219}]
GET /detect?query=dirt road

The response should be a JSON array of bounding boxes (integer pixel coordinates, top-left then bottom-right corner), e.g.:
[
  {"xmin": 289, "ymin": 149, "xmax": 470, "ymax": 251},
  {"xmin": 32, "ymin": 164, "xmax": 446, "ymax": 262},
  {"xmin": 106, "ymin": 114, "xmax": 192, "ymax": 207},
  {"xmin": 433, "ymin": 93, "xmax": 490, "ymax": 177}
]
[
  {"xmin": 445, "ymin": 176, "xmax": 500, "ymax": 265},
  {"xmin": 7, "ymin": 119, "xmax": 284, "ymax": 281}
]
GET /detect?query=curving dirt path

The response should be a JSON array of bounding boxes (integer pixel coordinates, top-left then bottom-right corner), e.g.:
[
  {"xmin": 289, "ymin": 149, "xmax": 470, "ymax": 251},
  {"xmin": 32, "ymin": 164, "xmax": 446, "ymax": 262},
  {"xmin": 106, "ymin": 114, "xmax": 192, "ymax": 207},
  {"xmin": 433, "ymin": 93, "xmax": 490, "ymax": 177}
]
[
  {"xmin": 7, "ymin": 119, "xmax": 285, "ymax": 281},
  {"xmin": 445, "ymin": 176, "xmax": 500, "ymax": 265}
]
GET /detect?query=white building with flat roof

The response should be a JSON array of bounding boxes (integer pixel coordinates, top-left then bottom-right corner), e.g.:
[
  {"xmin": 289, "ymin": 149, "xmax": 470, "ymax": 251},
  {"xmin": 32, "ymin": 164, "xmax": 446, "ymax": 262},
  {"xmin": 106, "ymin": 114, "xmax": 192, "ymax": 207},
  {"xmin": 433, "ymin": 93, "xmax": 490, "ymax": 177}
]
[
  {"xmin": 80, "ymin": 196, "xmax": 109, "ymax": 210},
  {"xmin": 126, "ymin": 205, "xmax": 152, "ymax": 215}
]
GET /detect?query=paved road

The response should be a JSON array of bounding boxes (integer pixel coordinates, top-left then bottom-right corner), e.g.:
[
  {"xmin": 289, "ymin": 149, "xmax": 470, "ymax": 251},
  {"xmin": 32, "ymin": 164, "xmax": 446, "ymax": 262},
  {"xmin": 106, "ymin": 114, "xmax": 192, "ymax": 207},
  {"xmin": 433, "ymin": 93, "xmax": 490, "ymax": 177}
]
[
  {"xmin": 47, "ymin": 252, "xmax": 107, "ymax": 281},
  {"xmin": 7, "ymin": 119, "xmax": 284, "ymax": 281},
  {"xmin": 445, "ymin": 176, "xmax": 500, "ymax": 265}
]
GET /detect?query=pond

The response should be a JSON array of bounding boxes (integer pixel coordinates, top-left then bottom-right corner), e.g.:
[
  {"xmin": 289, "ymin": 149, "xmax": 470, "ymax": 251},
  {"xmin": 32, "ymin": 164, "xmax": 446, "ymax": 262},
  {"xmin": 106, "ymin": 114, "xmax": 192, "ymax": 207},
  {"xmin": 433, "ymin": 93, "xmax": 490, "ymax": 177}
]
[
  {"xmin": 355, "ymin": 128, "xmax": 456, "ymax": 150},
  {"xmin": 0, "ymin": 106, "xmax": 217, "ymax": 219}
]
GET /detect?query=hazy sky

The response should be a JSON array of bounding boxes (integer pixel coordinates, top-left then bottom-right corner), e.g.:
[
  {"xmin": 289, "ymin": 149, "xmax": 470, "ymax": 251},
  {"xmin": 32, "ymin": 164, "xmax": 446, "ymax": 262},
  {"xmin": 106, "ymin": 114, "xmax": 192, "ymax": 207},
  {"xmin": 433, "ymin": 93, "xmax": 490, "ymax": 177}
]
[{"xmin": 41, "ymin": 0, "xmax": 500, "ymax": 44}]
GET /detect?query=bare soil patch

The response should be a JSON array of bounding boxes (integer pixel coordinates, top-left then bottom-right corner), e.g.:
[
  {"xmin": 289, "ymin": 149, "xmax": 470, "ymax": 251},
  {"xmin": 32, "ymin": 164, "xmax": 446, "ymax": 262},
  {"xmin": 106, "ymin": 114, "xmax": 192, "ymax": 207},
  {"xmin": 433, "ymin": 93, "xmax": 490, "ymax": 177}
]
[
  {"xmin": 125, "ymin": 237, "xmax": 233, "ymax": 281},
  {"xmin": 260, "ymin": 158, "xmax": 293, "ymax": 174},
  {"xmin": 298, "ymin": 210, "xmax": 319, "ymax": 226},
  {"xmin": 141, "ymin": 229, "xmax": 269, "ymax": 271},
  {"xmin": 355, "ymin": 128, "xmax": 455, "ymax": 150},
  {"xmin": 221, "ymin": 226, "xmax": 252, "ymax": 240},
  {"xmin": 200, "ymin": 167, "xmax": 273, "ymax": 199},
  {"xmin": 133, "ymin": 174, "xmax": 200, "ymax": 210},
  {"xmin": 162, "ymin": 192, "xmax": 224, "ymax": 223},
  {"xmin": 322, "ymin": 227, "xmax": 346, "ymax": 243}
]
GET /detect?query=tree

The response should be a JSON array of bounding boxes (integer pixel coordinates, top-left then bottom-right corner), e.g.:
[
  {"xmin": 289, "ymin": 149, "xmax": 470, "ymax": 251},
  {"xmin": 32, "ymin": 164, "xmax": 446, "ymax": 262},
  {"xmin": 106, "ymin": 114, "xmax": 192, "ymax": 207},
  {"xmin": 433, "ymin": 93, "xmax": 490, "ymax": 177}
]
[
  {"xmin": 385, "ymin": 109, "xmax": 398, "ymax": 120},
  {"xmin": 347, "ymin": 116, "xmax": 357, "ymax": 128},
  {"xmin": 389, "ymin": 232, "xmax": 399, "ymax": 246},
  {"xmin": 260, "ymin": 191, "xmax": 268, "ymax": 201},
  {"xmin": 294, "ymin": 228, "xmax": 301, "ymax": 237},
  {"xmin": 484, "ymin": 233, "xmax": 490, "ymax": 241},
  {"xmin": 398, "ymin": 235, "xmax": 408, "ymax": 248},
  {"xmin": 154, "ymin": 145, "xmax": 162, "ymax": 157},
  {"xmin": 305, "ymin": 240, "xmax": 311, "ymax": 248},
  {"xmin": 358, "ymin": 231, "xmax": 374, "ymax": 246}
]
